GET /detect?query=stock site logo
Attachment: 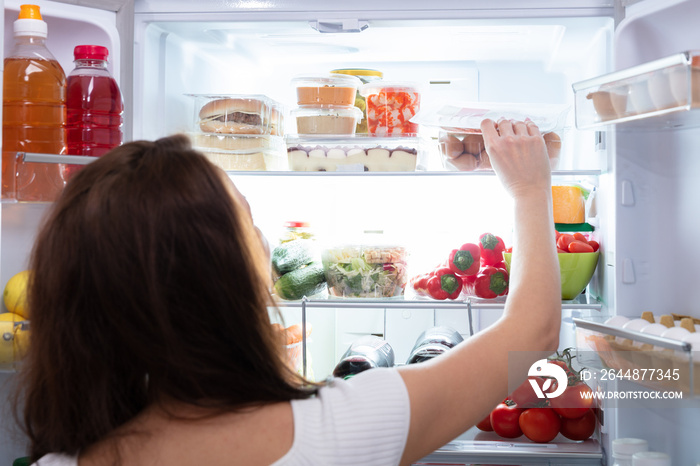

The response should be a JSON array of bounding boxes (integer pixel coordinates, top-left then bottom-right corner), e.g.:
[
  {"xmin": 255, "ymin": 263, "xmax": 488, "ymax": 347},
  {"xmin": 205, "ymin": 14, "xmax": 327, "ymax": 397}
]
[{"xmin": 528, "ymin": 359, "xmax": 568, "ymax": 399}]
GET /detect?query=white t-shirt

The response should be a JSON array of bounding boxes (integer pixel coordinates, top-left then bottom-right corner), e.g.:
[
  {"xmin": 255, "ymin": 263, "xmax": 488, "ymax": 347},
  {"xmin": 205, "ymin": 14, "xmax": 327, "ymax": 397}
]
[{"xmin": 34, "ymin": 368, "xmax": 410, "ymax": 466}]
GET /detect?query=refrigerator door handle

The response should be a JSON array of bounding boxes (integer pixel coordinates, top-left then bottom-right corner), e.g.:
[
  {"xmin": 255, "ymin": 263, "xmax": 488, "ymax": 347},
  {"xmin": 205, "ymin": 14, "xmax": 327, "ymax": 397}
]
[{"xmin": 309, "ymin": 19, "xmax": 369, "ymax": 33}]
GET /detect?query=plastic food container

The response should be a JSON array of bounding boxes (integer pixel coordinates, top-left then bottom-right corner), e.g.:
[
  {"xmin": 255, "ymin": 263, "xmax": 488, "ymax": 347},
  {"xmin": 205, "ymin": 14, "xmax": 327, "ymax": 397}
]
[
  {"xmin": 191, "ymin": 133, "xmax": 281, "ymax": 151},
  {"xmin": 360, "ymin": 82, "xmax": 421, "ymax": 136},
  {"xmin": 291, "ymin": 105, "xmax": 363, "ymax": 135},
  {"xmin": 331, "ymin": 69, "xmax": 383, "ymax": 134},
  {"xmin": 321, "ymin": 231, "xmax": 409, "ymax": 298},
  {"xmin": 195, "ymin": 146, "xmax": 288, "ymax": 171},
  {"xmin": 188, "ymin": 94, "xmax": 284, "ymax": 136},
  {"xmin": 572, "ymin": 51, "xmax": 700, "ymax": 129},
  {"xmin": 285, "ymin": 135, "xmax": 427, "ymax": 172},
  {"xmin": 292, "ymin": 74, "xmax": 363, "ymax": 106}
]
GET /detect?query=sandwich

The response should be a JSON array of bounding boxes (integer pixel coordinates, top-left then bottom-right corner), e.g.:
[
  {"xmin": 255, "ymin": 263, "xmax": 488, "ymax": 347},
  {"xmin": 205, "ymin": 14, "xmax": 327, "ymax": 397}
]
[{"xmin": 198, "ymin": 97, "xmax": 282, "ymax": 136}]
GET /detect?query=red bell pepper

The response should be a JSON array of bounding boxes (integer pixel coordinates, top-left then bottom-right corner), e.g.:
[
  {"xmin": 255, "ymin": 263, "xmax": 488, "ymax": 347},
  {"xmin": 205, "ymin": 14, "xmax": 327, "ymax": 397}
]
[
  {"xmin": 427, "ymin": 267, "xmax": 463, "ymax": 300},
  {"xmin": 479, "ymin": 233, "xmax": 506, "ymax": 266},
  {"xmin": 462, "ymin": 273, "xmax": 477, "ymax": 296},
  {"xmin": 474, "ymin": 266, "xmax": 509, "ymax": 299},
  {"xmin": 412, "ymin": 273, "xmax": 432, "ymax": 296},
  {"xmin": 448, "ymin": 243, "xmax": 480, "ymax": 276}
]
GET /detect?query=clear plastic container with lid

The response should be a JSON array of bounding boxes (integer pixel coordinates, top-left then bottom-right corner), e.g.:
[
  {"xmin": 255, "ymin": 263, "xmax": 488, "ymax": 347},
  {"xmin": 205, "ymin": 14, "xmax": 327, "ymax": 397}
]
[
  {"xmin": 65, "ymin": 44, "xmax": 124, "ymax": 178},
  {"xmin": 612, "ymin": 438, "xmax": 649, "ymax": 466},
  {"xmin": 279, "ymin": 221, "xmax": 314, "ymax": 243},
  {"xmin": 188, "ymin": 94, "xmax": 284, "ymax": 136},
  {"xmin": 406, "ymin": 326, "xmax": 464, "ymax": 364},
  {"xmin": 331, "ymin": 69, "xmax": 383, "ymax": 133},
  {"xmin": 321, "ymin": 230, "xmax": 409, "ymax": 298},
  {"xmin": 360, "ymin": 82, "xmax": 421, "ymax": 136},
  {"xmin": 291, "ymin": 74, "xmax": 363, "ymax": 107},
  {"xmin": 291, "ymin": 105, "xmax": 363, "ymax": 135}
]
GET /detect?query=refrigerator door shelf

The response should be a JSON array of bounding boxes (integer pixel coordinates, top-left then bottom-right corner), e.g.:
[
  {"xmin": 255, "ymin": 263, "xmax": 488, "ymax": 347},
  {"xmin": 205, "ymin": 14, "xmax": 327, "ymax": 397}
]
[
  {"xmin": 573, "ymin": 317, "xmax": 698, "ymax": 397},
  {"xmin": 573, "ymin": 51, "xmax": 700, "ymax": 130}
]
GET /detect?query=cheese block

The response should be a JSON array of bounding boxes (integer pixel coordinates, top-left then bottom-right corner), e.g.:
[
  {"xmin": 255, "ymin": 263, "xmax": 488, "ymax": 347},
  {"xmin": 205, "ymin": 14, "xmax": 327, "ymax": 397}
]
[{"xmin": 552, "ymin": 185, "xmax": 585, "ymax": 224}]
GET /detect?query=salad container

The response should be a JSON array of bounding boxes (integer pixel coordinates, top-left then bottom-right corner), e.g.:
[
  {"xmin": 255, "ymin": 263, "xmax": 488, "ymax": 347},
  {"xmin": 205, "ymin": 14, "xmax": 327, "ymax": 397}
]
[
  {"xmin": 360, "ymin": 82, "xmax": 421, "ymax": 136},
  {"xmin": 321, "ymin": 231, "xmax": 409, "ymax": 298}
]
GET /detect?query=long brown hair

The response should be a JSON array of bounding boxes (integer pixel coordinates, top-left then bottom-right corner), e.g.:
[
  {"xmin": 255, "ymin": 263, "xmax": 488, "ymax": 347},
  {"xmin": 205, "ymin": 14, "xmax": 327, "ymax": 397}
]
[{"xmin": 14, "ymin": 135, "xmax": 316, "ymax": 461}]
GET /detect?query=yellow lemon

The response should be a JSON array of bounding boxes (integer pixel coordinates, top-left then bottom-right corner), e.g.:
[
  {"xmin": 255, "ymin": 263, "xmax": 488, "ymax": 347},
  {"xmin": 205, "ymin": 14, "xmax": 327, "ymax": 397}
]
[
  {"xmin": 0, "ymin": 312, "xmax": 24, "ymax": 322},
  {"xmin": 3, "ymin": 270, "xmax": 31, "ymax": 318},
  {"xmin": 0, "ymin": 321, "xmax": 15, "ymax": 366}
]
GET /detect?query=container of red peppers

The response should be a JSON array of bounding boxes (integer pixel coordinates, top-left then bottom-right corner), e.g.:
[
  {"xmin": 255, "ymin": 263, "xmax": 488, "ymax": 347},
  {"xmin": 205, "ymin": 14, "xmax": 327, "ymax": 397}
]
[
  {"xmin": 360, "ymin": 82, "xmax": 421, "ymax": 136},
  {"xmin": 410, "ymin": 232, "xmax": 509, "ymax": 301}
]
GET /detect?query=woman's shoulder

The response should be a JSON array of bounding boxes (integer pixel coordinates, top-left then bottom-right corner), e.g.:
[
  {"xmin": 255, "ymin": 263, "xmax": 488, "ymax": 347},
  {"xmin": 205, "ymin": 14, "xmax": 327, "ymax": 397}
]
[{"xmin": 276, "ymin": 368, "xmax": 410, "ymax": 466}]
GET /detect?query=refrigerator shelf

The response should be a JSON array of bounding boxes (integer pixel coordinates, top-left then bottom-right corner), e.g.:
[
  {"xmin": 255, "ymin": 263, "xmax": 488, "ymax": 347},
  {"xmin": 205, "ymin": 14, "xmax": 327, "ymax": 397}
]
[
  {"xmin": 417, "ymin": 426, "xmax": 602, "ymax": 465},
  {"xmin": 573, "ymin": 50, "xmax": 700, "ymax": 130},
  {"xmin": 226, "ymin": 169, "xmax": 603, "ymax": 177},
  {"xmin": 573, "ymin": 317, "xmax": 698, "ymax": 396},
  {"xmin": 276, "ymin": 295, "xmax": 604, "ymax": 311}
]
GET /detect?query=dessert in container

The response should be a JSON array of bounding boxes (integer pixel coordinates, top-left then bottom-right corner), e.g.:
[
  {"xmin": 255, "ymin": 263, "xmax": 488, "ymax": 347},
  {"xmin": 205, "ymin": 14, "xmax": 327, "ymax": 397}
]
[
  {"xmin": 292, "ymin": 74, "xmax": 363, "ymax": 107},
  {"xmin": 321, "ymin": 231, "xmax": 409, "ymax": 298},
  {"xmin": 292, "ymin": 105, "xmax": 363, "ymax": 135},
  {"xmin": 360, "ymin": 82, "xmax": 421, "ymax": 136},
  {"xmin": 188, "ymin": 132, "xmax": 287, "ymax": 171},
  {"xmin": 285, "ymin": 135, "xmax": 427, "ymax": 172},
  {"xmin": 330, "ymin": 68, "xmax": 383, "ymax": 134}
]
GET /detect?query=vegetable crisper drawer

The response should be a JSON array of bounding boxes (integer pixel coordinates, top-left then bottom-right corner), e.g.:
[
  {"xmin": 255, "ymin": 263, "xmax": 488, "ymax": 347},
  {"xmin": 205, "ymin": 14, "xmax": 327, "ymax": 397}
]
[{"xmin": 573, "ymin": 51, "xmax": 700, "ymax": 129}]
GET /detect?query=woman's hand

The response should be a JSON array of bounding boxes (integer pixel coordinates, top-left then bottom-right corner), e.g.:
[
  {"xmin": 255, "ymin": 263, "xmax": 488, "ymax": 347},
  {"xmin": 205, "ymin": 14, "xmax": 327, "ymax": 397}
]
[{"xmin": 480, "ymin": 118, "xmax": 551, "ymax": 199}]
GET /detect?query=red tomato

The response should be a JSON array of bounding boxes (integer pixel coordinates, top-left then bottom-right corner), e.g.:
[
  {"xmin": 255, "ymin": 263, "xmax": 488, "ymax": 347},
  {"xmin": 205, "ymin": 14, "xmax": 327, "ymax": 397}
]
[
  {"xmin": 490, "ymin": 403, "xmax": 523, "ymax": 439},
  {"xmin": 559, "ymin": 409, "xmax": 596, "ymax": 441},
  {"xmin": 573, "ymin": 232, "xmax": 589, "ymax": 243},
  {"xmin": 556, "ymin": 234, "xmax": 576, "ymax": 251},
  {"xmin": 476, "ymin": 414, "xmax": 493, "ymax": 432},
  {"xmin": 505, "ymin": 246, "xmax": 513, "ymax": 253},
  {"xmin": 588, "ymin": 240, "xmax": 600, "ymax": 252},
  {"xmin": 509, "ymin": 377, "xmax": 554, "ymax": 409},
  {"xmin": 557, "ymin": 248, "xmax": 569, "ymax": 254},
  {"xmin": 550, "ymin": 383, "xmax": 594, "ymax": 419},
  {"xmin": 568, "ymin": 240, "xmax": 595, "ymax": 253},
  {"xmin": 519, "ymin": 408, "xmax": 561, "ymax": 443},
  {"xmin": 549, "ymin": 359, "xmax": 576, "ymax": 379},
  {"xmin": 555, "ymin": 230, "xmax": 561, "ymax": 240}
]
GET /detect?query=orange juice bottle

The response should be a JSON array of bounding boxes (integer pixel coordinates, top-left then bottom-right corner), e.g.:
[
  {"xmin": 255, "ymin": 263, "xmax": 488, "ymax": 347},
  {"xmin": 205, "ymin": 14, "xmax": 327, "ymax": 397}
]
[{"xmin": 2, "ymin": 4, "xmax": 66, "ymax": 202}]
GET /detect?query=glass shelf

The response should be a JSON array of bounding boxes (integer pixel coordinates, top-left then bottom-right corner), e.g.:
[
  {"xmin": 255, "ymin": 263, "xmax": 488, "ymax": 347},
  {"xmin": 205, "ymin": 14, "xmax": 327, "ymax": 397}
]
[
  {"xmin": 276, "ymin": 294, "xmax": 603, "ymax": 311},
  {"xmin": 573, "ymin": 50, "xmax": 700, "ymax": 130},
  {"xmin": 228, "ymin": 169, "xmax": 603, "ymax": 177},
  {"xmin": 418, "ymin": 426, "xmax": 602, "ymax": 465}
]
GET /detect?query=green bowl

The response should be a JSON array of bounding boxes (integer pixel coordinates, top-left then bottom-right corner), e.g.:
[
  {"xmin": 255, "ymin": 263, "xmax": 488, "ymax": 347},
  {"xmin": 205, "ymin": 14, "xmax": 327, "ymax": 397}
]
[{"xmin": 503, "ymin": 252, "xmax": 599, "ymax": 300}]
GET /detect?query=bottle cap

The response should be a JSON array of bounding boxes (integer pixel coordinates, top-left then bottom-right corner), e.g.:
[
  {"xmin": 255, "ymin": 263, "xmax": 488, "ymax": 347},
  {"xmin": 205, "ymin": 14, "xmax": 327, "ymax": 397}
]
[
  {"xmin": 632, "ymin": 451, "xmax": 671, "ymax": 466},
  {"xmin": 612, "ymin": 438, "xmax": 649, "ymax": 457},
  {"xmin": 74, "ymin": 45, "xmax": 109, "ymax": 61},
  {"xmin": 14, "ymin": 5, "xmax": 47, "ymax": 38}
]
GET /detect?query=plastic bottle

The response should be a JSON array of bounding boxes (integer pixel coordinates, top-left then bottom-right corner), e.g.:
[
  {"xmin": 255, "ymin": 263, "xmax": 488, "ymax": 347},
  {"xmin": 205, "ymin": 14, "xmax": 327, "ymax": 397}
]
[
  {"xmin": 406, "ymin": 326, "xmax": 464, "ymax": 365},
  {"xmin": 65, "ymin": 44, "xmax": 123, "ymax": 178},
  {"xmin": 332, "ymin": 335, "xmax": 394, "ymax": 380},
  {"xmin": 631, "ymin": 452, "xmax": 671, "ymax": 466},
  {"xmin": 612, "ymin": 438, "xmax": 649, "ymax": 466},
  {"xmin": 2, "ymin": 4, "xmax": 66, "ymax": 202}
]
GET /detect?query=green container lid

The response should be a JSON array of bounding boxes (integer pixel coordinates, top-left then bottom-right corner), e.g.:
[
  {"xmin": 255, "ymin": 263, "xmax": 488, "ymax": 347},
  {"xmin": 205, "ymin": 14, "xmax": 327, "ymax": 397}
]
[
  {"xmin": 555, "ymin": 222, "xmax": 595, "ymax": 232},
  {"xmin": 13, "ymin": 457, "xmax": 31, "ymax": 466}
]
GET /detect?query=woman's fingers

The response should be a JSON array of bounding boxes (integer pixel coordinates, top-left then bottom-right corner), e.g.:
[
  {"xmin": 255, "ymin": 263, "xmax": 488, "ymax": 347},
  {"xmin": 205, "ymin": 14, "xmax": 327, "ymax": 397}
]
[
  {"xmin": 496, "ymin": 118, "xmax": 514, "ymax": 137},
  {"xmin": 525, "ymin": 119, "xmax": 541, "ymax": 137},
  {"xmin": 480, "ymin": 118, "xmax": 499, "ymax": 140},
  {"xmin": 512, "ymin": 119, "xmax": 529, "ymax": 136}
]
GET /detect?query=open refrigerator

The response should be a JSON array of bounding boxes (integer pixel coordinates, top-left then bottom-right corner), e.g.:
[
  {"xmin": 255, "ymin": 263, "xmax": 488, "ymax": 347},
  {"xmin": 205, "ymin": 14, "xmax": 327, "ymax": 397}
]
[{"xmin": 1, "ymin": 0, "xmax": 700, "ymax": 464}]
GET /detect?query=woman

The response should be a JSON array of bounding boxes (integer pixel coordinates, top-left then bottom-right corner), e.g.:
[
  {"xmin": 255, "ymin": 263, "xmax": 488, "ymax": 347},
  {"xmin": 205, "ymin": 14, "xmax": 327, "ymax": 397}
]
[{"xmin": 16, "ymin": 118, "xmax": 560, "ymax": 465}]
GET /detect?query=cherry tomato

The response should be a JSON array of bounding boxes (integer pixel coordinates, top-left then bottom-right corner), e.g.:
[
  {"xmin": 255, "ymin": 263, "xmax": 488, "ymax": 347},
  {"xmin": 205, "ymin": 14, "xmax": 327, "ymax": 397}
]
[
  {"xmin": 588, "ymin": 240, "xmax": 600, "ymax": 252},
  {"xmin": 559, "ymin": 409, "xmax": 596, "ymax": 441},
  {"xmin": 568, "ymin": 240, "xmax": 595, "ymax": 253},
  {"xmin": 519, "ymin": 408, "xmax": 561, "ymax": 443},
  {"xmin": 490, "ymin": 403, "xmax": 523, "ymax": 439},
  {"xmin": 550, "ymin": 382, "xmax": 594, "ymax": 419},
  {"xmin": 476, "ymin": 413, "xmax": 493, "ymax": 432},
  {"xmin": 555, "ymin": 230, "xmax": 561, "ymax": 240},
  {"xmin": 548, "ymin": 359, "xmax": 577, "ymax": 380},
  {"xmin": 573, "ymin": 232, "xmax": 589, "ymax": 243},
  {"xmin": 508, "ymin": 377, "xmax": 544, "ymax": 408},
  {"xmin": 557, "ymin": 248, "xmax": 569, "ymax": 254},
  {"xmin": 556, "ymin": 234, "xmax": 576, "ymax": 251}
]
